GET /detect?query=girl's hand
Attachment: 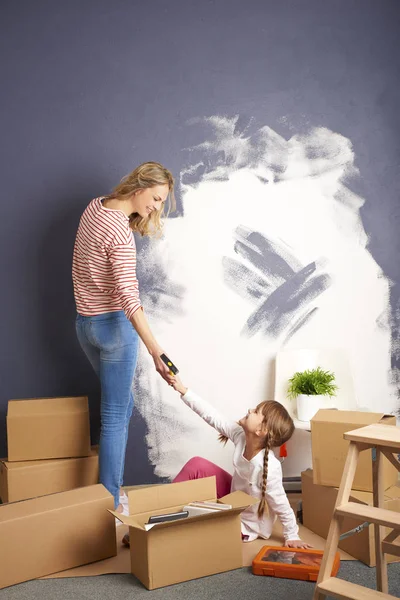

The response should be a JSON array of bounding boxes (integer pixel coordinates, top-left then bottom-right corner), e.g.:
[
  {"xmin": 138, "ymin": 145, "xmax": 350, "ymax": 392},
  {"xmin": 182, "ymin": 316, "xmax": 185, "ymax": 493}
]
[
  {"xmin": 171, "ymin": 375, "xmax": 188, "ymax": 396},
  {"xmin": 286, "ymin": 539, "xmax": 312, "ymax": 549}
]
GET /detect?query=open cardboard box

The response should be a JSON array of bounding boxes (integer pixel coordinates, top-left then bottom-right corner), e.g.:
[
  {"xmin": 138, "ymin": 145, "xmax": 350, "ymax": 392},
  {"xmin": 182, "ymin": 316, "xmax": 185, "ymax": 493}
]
[
  {"xmin": 302, "ymin": 469, "xmax": 400, "ymax": 566},
  {"xmin": 0, "ymin": 446, "xmax": 99, "ymax": 503},
  {"xmin": 0, "ymin": 484, "xmax": 116, "ymax": 590},
  {"xmin": 6, "ymin": 396, "xmax": 91, "ymax": 461},
  {"xmin": 44, "ymin": 486, "xmax": 356, "ymax": 583},
  {"xmin": 311, "ymin": 410, "xmax": 398, "ymax": 492},
  {"xmin": 110, "ymin": 476, "xmax": 258, "ymax": 589}
]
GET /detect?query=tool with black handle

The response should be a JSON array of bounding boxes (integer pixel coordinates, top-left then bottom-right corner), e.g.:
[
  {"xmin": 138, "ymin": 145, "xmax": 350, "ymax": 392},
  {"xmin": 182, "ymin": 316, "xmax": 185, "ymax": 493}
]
[{"xmin": 160, "ymin": 353, "xmax": 179, "ymax": 375}]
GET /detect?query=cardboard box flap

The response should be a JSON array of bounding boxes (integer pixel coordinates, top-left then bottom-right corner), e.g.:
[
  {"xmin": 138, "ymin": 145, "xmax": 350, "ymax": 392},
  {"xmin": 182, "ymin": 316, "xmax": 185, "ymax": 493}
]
[
  {"xmin": 385, "ymin": 484, "xmax": 400, "ymax": 500},
  {"xmin": 381, "ymin": 415, "xmax": 397, "ymax": 424},
  {"xmin": 7, "ymin": 396, "xmax": 89, "ymax": 417},
  {"xmin": 111, "ymin": 503, "xmax": 246, "ymax": 531},
  {"xmin": 145, "ymin": 505, "xmax": 245, "ymax": 531},
  {"xmin": 219, "ymin": 490, "xmax": 259, "ymax": 509},
  {"xmin": 311, "ymin": 409, "xmax": 389, "ymax": 425},
  {"xmin": 109, "ymin": 508, "xmax": 187, "ymax": 530},
  {"xmin": 127, "ymin": 477, "xmax": 216, "ymax": 515},
  {"xmin": 1, "ymin": 447, "xmax": 98, "ymax": 471},
  {"xmin": 109, "ymin": 510, "xmax": 134, "ymax": 527},
  {"xmin": 311, "ymin": 408, "xmax": 395, "ymax": 429},
  {"xmin": 300, "ymin": 468, "xmax": 313, "ymax": 483},
  {"xmin": 0, "ymin": 484, "xmax": 110, "ymax": 522}
]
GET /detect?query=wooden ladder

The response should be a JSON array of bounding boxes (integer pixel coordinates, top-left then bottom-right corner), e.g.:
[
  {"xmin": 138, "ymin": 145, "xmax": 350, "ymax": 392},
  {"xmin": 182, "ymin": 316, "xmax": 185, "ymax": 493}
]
[{"xmin": 313, "ymin": 422, "xmax": 400, "ymax": 600}]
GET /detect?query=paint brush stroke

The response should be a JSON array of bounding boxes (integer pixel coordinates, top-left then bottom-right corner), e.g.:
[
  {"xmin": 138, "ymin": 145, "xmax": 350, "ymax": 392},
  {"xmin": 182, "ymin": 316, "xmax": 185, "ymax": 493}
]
[
  {"xmin": 136, "ymin": 369, "xmax": 196, "ymax": 469},
  {"xmin": 233, "ymin": 226, "xmax": 302, "ymax": 285},
  {"xmin": 181, "ymin": 117, "xmax": 355, "ymax": 187},
  {"xmin": 135, "ymin": 237, "xmax": 185, "ymax": 322},
  {"xmin": 223, "ymin": 225, "xmax": 331, "ymax": 339},
  {"xmin": 222, "ymin": 257, "xmax": 272, "ymax": 302},
  {"xmin": 243, "ymin": 263, "xmax": 331, "ymax": 337},
  {"xmin": 282, "ymin": 307, "xmax": 320, "ymax": 345}
]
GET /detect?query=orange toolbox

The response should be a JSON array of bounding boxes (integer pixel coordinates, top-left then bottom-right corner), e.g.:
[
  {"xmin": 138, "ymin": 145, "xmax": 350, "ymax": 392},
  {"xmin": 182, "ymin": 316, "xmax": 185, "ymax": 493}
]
[{"xmin": 252, "ymin": 546, "xmax": 340, "ymax": 582}]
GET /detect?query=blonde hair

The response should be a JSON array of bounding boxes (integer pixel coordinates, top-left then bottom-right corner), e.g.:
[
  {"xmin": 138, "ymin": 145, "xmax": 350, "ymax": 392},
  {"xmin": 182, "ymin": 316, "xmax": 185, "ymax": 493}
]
[
  {"xmin": 219, "ymin": 401, "xmax": 294, "ymax": 518},
  {"xmin": 108, "ymin": 161, "xmax": 175, "ymax": 237}
]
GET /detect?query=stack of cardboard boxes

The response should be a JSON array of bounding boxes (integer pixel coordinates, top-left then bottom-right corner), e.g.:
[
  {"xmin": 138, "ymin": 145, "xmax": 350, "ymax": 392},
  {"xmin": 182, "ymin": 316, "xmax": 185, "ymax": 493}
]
[
  {"xmin": 0, "ymin": 396, "xmax": 117, "ymax": 589},
  {"xmin": 302, "ymin": 409, "xmax": 400, "ymax": 566},
  {"xmin": 0, "ymin": 395, "xmax": 260, "ymax": 592},
  {"xmin": 1, "ymin": 396, "xmax": 98, "ymax": 503}
]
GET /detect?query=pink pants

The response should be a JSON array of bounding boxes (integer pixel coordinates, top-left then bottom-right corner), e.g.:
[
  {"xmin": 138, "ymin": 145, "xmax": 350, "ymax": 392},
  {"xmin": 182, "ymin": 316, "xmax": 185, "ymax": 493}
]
[{"xmin": 172, "ymin": 456, "xmax": 232, "ymax": 498}]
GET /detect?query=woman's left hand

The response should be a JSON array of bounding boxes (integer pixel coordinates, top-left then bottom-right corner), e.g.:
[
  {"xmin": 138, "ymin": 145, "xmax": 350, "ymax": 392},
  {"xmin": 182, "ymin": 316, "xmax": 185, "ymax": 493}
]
[
  {"xmin": 286, "ymin": 539, "xmax": 312, "ymax": 549},
  {"xmin": 152, "ymin": 351, "xmax": 175, "ymax": 384}
]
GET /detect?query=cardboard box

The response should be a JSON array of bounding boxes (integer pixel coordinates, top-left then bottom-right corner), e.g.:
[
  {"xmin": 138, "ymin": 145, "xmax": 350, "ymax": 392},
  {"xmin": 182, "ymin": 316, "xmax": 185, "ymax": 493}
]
[
  {"xmin": 7, "ymin": 396, "xmax": 91, "ymax": 461},
  {"xmin": 301, "ymin": 469, "xmax": 400, "ymax": 566},
  {"xmin": 0, "ymin": 484, "xmax": 116, "ymax": 589},
  {"xmin": 0, "ymin": 446, "xmax": 99, "ymax": 503},
  {"xmin": 112, "ymin": 476, "xmax": 258, "ymax": 589},
  {"xmin": 311, "ymin": 409, "xmax": 398, "ymax": 492}
]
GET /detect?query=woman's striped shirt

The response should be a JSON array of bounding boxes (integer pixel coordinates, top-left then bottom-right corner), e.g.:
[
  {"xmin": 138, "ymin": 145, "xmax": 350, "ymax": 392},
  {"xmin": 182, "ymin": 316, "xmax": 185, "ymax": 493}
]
[{"xmin": 72, "ymin": 197, "xmax": 141, "ymax": 319}]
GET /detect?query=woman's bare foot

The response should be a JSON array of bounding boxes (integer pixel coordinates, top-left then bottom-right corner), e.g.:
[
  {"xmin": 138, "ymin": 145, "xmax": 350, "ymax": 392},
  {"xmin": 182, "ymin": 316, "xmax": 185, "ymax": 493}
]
[
  {"xmin": 122, "ymin": 533, "xmax": 130, "ymax": 547},
  {"xmin": 115, "ymin": 503, "xmax": 124, "ymax": 514}
]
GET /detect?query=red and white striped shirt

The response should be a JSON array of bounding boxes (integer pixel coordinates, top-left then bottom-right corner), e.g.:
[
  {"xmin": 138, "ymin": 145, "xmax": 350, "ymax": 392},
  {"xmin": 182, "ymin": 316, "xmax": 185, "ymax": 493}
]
[{"xmin": 72, "ymin": 197, "xmax": 142, "ymax": 320}]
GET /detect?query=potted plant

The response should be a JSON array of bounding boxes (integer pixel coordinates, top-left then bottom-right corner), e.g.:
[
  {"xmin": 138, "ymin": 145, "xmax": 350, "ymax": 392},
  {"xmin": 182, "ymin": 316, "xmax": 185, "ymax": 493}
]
[{"xmin": 287, "ymin": 367, "xmax": 338, "ymax": 422}]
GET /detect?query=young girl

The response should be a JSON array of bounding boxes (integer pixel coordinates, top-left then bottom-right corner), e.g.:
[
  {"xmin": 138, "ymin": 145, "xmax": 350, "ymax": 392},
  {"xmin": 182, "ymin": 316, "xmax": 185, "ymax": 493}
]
[{"xmin": 170, "ymin": 375, "xmax": 310, "ymax": 548}]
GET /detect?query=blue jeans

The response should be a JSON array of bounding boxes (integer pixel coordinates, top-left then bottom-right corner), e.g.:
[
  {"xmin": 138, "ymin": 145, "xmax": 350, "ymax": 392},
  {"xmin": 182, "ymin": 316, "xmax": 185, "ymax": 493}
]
[{"xmin": 76, "ymin": 311, "xmax": 139, "ymax": 508}]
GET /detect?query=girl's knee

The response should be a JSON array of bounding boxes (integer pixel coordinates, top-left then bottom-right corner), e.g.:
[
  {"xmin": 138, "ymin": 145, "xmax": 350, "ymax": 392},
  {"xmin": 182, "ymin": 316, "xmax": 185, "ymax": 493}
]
[{"xmin": 185, "ymin": 456, "xmax": 210, "ymax": 470}]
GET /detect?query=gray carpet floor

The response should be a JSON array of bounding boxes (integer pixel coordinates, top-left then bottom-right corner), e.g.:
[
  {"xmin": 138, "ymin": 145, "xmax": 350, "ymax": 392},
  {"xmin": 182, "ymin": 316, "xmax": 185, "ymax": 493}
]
[{"xmin": 0, "ymin": 562, "xmax": 399, "ymax": 599}]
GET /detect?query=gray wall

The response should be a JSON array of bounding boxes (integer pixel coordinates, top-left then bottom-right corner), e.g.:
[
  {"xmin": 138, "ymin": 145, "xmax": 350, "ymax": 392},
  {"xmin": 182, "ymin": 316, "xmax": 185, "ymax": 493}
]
[{"xmin": 1, "ymin": 0, "xmax": 399, "ymax": 483}]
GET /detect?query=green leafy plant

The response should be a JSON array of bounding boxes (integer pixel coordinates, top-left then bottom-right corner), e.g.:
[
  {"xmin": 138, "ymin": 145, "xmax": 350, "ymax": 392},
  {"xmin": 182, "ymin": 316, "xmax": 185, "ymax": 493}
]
[{"xmin": 287, "ymin": 367, "xmax": 338, "ymax": 399}]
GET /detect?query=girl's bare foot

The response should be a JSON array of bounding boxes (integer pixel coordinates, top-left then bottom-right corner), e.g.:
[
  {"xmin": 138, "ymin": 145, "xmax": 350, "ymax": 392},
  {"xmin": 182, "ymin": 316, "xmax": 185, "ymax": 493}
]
[{"xmin": 122, "ymin": 533, "xmax": 130, "ymax": 547}]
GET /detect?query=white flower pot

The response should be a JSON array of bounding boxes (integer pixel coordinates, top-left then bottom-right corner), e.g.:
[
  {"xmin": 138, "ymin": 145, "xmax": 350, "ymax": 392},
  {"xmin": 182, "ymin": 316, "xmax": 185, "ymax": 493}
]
[{"xmin": 296, "ymin": 394, "xmax": 333, "ymax": 422}]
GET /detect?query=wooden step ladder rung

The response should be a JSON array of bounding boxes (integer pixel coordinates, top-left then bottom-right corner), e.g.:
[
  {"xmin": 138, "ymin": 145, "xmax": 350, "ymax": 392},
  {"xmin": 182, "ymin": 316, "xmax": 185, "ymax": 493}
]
[
  {"xmin": 384, "ymin": 530, "xmax": 400, "ymax": 544},
  {"xmin": 381, "ymin": 540, "xmax": 400, "ymax": 558},
  {"xmin": 343, "ymin": 423, "xmax": 400, "ymax": 448},
  {"xmin": 318, "ymin": 577, "xmax": 394, "ymax": 600},
  {"xmin": 336, "ymin": 502, "xmax": 400, "ymax": 529}
]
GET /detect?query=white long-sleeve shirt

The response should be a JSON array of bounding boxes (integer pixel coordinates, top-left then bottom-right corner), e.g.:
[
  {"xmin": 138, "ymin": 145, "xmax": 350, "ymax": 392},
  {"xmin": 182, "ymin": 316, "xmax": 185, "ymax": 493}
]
[{"xmin": 182, "ymin": 389, "xmax": 300, "ymax": 543}]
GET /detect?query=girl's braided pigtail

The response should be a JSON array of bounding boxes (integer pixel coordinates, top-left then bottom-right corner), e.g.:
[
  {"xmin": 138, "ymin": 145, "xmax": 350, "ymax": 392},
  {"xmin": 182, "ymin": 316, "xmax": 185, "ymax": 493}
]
[{"xmin": 257, "ymin": 435, "xmax": 271, "ymax": 518}]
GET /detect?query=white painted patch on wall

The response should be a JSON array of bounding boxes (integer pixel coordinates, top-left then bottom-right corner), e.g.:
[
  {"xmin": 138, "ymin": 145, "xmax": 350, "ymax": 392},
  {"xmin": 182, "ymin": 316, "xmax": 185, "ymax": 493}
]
[{"xmin": 136, "ymin": 116, "xmax": 397, "ymax": 479}]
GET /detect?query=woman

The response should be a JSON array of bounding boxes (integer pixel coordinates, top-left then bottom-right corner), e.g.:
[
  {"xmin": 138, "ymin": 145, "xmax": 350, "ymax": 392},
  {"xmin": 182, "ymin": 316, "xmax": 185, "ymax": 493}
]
[{"xmin": 72, "ymin": 162, "xmax": 175, "ymax": 513}]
